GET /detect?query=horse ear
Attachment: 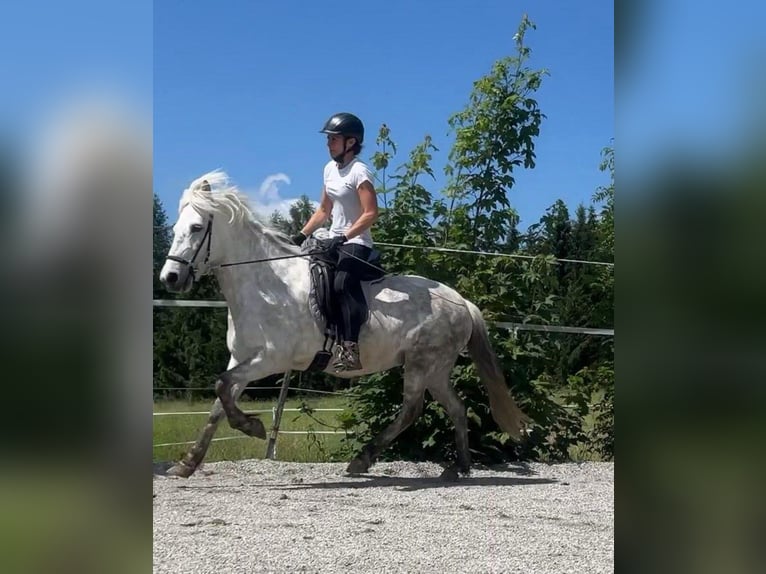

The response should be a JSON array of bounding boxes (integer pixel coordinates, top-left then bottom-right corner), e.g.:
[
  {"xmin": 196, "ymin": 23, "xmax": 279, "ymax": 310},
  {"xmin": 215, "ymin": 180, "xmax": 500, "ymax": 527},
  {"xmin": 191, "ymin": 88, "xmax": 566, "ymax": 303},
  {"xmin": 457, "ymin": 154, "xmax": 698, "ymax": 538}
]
[{"xmin": 201, "ymin": 180, "xmax": 211, "ymax": 192}]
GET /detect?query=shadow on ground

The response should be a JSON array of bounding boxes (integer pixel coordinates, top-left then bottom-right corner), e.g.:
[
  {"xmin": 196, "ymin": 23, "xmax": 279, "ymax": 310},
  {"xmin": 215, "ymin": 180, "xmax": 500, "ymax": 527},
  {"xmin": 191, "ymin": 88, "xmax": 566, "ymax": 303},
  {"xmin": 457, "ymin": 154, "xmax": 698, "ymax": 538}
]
[
  {"xmin": 153, "ymin": 461, "xmax": 176, "ymax": 476},
  {"xmin": 274, "ymin": 474, "xmax": 557, "ymax": 492},
  {"xmin": 153, "ymin": 460, "xmax": 558, "ymax": 492}
]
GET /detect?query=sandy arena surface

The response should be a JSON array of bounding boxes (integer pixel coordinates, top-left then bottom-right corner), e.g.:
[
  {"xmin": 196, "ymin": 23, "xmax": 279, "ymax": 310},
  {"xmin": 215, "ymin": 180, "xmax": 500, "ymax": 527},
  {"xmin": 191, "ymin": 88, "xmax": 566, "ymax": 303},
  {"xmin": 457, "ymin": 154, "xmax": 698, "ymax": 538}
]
[{"xmin": 153, "ymin": 459, "xmax": 613, "ymax": 574}]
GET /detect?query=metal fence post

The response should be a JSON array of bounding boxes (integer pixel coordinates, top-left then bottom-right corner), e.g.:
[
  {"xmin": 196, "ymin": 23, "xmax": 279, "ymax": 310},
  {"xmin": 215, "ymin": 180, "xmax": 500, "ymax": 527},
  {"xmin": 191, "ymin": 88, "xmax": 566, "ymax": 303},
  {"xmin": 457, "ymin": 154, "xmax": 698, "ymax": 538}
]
[{"xmin": 265, "ymin": 371, "xmax": 292, "ymax": 459}]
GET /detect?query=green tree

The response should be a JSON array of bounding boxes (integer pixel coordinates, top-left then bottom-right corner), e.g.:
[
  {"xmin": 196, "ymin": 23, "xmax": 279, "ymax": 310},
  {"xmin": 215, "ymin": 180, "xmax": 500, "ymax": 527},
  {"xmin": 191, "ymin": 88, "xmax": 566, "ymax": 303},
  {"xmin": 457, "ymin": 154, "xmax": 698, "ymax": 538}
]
[
  {"xmin": 270, "ymin": 194, "xmax": 317, "ymax": 235},
  {"xmin": 370, "ymin": 123, "xmax": 397, "ymax": 212},
  {"xmin": 375, "ymin": 133, "xmax": 440, "ymax": 276},
  {"xmin": 443, "ymin": 14, "xmax": 547, "ymax": 250},
  {"xmin": 593, "ymin": 144, "xmax": 614, "ymax": 259},
  {"xmin": 153, "ymin": 194, "xmax": 172, "ymax": 297},
  {"xmin": 346, "ymin": 16, "xmax": 560, "ymax": 465},
  {"xmin": 590, "ymin": 144, "xmax": 615, "ymax": 331}
]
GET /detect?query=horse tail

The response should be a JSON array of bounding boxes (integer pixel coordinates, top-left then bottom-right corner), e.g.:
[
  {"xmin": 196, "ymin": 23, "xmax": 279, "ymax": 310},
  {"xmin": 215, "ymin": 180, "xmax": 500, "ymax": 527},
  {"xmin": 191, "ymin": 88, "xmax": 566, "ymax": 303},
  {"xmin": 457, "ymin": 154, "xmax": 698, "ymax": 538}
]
[{"xmin": 465, "ymin": 301, "xmax": 531, "ymax": 441}]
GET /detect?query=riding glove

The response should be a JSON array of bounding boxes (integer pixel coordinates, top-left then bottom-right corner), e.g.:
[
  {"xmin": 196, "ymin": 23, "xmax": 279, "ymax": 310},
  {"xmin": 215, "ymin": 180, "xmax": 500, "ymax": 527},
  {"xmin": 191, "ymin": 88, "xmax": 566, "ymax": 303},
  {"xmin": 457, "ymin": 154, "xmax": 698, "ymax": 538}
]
[
  {"xmin": 324, "ymin": 234, "xmax": 348, "ymax": 254},
  {"xmin": 291, "ymin": 231, "xmax": 307, "ymax": 246}
]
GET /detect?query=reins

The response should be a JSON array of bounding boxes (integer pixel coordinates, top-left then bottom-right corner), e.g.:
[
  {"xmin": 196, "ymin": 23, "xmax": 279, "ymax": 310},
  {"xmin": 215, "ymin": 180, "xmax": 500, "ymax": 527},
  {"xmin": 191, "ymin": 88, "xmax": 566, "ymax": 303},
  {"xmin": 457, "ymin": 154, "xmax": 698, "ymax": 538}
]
[
  {"xmin": 216, "ymin": 252, "xmax": 314, "ymax": 268},
  {"xmin": 213, "ymin": 246, "xmax": 389, "ymax": 277}
]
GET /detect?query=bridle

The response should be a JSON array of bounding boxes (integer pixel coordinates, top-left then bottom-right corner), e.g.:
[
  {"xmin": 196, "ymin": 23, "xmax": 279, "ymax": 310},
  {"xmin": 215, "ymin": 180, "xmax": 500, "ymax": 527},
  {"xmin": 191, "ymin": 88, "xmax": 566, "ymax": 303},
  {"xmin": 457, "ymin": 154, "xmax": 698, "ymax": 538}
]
[{"xmin": 165, "ymin": 216, "xmax": 213, "ymax": 279}]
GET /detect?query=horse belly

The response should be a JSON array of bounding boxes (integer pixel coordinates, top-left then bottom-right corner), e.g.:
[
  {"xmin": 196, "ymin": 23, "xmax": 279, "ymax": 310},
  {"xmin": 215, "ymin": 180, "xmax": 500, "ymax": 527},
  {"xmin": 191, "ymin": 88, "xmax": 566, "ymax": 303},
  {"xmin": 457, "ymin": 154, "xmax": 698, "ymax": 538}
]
[{"xmin": 358, "ymin": 326, "xmax": 406, "ymax": 371}]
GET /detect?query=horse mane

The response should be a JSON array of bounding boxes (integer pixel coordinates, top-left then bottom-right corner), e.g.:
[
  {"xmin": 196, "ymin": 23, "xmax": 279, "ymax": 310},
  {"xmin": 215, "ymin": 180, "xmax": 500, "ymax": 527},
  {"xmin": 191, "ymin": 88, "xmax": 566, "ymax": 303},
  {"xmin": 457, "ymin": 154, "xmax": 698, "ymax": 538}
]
[{"xmin": 180, "ymin": 169, "xmax": 297, "ymax": 248}]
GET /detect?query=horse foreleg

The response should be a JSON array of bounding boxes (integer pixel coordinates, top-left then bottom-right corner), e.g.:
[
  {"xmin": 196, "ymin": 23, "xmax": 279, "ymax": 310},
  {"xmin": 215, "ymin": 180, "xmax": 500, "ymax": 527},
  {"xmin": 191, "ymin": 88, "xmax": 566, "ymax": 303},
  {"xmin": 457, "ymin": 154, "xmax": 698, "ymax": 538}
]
[
  {"xmin": 167, "ymin": 353, "xmax": 256, "ymax": 478},
  {"xmin": 167, "ymin": 398, "xmax": 225, "ymax": 478},
  {"xmin": 347, "ymin": 386, "xmax": 425, "ymax": 474},
  {"xmin": 215, "ymin": 348, "xmax": 269, "ymax": 439}
]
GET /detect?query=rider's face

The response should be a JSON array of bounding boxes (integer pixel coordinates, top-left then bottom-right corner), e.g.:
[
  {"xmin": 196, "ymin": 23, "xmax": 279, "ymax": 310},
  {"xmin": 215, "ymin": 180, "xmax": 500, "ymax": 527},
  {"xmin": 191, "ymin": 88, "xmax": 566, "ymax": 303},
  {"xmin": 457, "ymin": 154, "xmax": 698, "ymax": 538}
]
[{"xmin": 327, "ymin": 133, "xmax": 352, "ymax": 158}]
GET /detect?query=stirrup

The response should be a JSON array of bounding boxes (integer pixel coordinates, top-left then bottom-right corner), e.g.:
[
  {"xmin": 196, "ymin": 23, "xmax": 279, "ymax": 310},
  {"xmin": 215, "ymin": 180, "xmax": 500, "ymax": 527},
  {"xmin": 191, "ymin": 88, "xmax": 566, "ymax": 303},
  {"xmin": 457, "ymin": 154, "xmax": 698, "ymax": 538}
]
[
  {"xmin": 333, "ymin": 341, "xmax": 362, "ymax": 372},
  {"xmin": 332, "ymin": 343, "xmax": 344, "ymax": 369}
]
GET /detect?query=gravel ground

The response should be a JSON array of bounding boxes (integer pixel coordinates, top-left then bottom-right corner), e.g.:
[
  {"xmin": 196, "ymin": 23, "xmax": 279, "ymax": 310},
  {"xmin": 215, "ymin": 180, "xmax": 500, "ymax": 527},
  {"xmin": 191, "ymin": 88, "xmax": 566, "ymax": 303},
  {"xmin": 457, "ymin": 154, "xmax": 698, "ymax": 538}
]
[{"xmin": 153, "ymin": 459, "xmax": 613, "ymax": 574}]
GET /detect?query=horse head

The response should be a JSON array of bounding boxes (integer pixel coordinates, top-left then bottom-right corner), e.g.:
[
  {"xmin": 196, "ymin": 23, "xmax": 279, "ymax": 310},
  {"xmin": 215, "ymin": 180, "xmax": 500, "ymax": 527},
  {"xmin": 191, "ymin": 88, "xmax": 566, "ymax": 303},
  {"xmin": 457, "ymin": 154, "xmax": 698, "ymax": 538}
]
[
  {"xmin": 160, "ymin": 177, "xmax": 216, "ymax": 293},
  {"xmin": 160, "ymin": 169, "xmax": 293, "ymax": 293}
]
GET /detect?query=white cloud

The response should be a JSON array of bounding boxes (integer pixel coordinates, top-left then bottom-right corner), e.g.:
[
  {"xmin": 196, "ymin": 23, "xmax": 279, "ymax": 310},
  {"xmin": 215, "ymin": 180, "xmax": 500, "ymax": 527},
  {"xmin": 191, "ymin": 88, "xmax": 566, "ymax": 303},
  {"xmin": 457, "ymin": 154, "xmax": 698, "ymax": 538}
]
[
  {"xmin": 247, "ymin": 173, "xmax": 318, "ymax": 219},
  {"xmin": 258, "ymin": 173, "xmax": 291, "ymax": 201}
]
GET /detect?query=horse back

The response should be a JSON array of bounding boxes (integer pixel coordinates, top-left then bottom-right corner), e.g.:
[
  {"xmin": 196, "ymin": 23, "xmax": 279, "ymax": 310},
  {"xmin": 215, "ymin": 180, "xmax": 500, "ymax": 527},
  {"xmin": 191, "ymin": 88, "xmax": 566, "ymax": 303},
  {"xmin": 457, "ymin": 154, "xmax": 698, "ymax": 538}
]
[{"xmin": 364, "ymin": 274, "xmax": 471, "ymax": 330}]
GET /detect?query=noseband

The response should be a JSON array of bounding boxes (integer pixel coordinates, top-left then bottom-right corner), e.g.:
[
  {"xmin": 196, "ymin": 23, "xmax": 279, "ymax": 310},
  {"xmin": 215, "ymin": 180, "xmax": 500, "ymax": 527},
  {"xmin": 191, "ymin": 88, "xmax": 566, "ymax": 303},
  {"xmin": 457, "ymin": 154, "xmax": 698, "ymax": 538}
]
[{"xmin": 166, "ymin": 217, "xmax": 213, "ymax": 278}]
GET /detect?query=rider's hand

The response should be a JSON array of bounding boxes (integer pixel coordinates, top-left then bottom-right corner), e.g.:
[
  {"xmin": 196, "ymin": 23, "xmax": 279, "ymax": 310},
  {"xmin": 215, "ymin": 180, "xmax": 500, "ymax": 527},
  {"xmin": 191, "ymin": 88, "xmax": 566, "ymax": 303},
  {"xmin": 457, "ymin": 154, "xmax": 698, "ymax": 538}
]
[
  {"xmin": 324, "ymin": 234, "xmax": 347, "ymax": 254},
  {"xmin": 291, "ymin": 231, "xmax": 307, "ymax": 246}
]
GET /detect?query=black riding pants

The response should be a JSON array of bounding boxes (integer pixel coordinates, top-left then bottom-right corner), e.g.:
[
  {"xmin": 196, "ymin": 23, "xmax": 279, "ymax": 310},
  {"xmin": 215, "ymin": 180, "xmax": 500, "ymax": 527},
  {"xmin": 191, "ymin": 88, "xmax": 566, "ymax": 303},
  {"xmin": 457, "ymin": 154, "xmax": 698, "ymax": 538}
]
[{"xmin": 332, "ymin": 243, "xmax": 372, "ymax": 343}]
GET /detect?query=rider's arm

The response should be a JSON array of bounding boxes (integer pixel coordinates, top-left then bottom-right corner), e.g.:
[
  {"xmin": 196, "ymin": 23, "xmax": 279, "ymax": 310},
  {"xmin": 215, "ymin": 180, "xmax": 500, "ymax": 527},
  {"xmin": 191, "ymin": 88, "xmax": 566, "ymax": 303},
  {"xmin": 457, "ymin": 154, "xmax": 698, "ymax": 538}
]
[
  {"xmin": 300, "ymin": 187, "xmax": 332, "ymax": 236},
  {"xmin": 343, "ymin": 180, "xmax": 378, "ymax": 240}
]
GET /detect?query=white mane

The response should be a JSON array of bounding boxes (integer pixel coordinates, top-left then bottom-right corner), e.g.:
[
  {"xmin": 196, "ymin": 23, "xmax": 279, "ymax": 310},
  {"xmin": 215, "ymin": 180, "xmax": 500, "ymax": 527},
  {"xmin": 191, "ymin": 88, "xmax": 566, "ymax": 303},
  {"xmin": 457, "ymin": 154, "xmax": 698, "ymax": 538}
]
[
  {"xmin": 180, "ymin": 169, "xmax": 296, "ymax": 247},
  {"xmin": 180, "ymin": 170, "xmax": 255, "ymax": 225}
]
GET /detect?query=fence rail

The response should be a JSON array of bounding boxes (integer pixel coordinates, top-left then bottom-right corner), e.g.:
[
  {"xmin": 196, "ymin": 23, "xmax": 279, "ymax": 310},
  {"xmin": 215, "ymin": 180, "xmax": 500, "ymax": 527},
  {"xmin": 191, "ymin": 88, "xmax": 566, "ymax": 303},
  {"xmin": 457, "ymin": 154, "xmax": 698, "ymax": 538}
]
[
  {"xmin": 154, "ymin": 408, "xmax": 343, "ymax": 416},
  {"xmin": 153, "ymin": 372, "xmax": 351, "ymax": 458},
  {"xmin": 154, "ymin": 430, "xmax": 350, "ymax": 449},
  {"xmin": 153, "ymin": 386, "xmax": 351, "ymax": 396},
  {"xmin": 153, "ymin": 300, "xmax": 613, "ymax": 458},
  {"xmin": 153, "ymin": 300, "xmax": 614, "ymax": 336}
]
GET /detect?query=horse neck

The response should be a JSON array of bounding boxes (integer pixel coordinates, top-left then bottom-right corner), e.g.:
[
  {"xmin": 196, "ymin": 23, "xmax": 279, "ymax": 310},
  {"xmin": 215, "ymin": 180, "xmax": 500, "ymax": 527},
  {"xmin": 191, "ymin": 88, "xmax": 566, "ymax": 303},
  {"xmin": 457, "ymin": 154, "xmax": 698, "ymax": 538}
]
[{"xmin": 212, "ymin": 219, "xmax": 306, "ymax": 315}]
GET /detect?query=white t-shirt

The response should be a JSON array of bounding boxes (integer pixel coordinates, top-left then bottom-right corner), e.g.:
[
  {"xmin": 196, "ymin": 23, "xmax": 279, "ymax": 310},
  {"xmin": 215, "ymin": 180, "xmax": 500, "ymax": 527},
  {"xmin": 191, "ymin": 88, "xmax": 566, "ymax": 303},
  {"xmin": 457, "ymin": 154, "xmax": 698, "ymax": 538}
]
[{"xmin": 323, "ymin": 157, "xmax": 375, "ymax": 247}]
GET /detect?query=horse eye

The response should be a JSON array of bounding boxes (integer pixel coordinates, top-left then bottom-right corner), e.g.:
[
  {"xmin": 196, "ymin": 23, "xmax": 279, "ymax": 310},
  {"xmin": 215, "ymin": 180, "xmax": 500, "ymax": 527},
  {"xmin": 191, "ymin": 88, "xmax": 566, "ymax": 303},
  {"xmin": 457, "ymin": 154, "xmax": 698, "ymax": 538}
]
[{"xmin": 190, "ymin": 224, "xmax": 204, "ymax": 233}]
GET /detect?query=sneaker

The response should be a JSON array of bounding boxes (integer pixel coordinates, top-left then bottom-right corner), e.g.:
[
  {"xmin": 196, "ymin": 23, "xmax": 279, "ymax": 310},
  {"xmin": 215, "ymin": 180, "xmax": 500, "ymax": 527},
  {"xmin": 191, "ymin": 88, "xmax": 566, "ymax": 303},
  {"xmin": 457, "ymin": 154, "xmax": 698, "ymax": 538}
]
[{"xmin": 333, "ymin": 341, "xmax": 362, "ymax": 372}]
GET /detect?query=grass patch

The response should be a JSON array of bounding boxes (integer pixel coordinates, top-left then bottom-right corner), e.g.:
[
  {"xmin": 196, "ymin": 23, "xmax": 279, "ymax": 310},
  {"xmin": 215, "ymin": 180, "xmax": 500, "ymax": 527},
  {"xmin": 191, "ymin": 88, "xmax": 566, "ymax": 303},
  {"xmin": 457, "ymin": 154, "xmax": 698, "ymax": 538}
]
[{"xmin": 153, "ymin": 395, "xmax": 360, "ymax": 463}]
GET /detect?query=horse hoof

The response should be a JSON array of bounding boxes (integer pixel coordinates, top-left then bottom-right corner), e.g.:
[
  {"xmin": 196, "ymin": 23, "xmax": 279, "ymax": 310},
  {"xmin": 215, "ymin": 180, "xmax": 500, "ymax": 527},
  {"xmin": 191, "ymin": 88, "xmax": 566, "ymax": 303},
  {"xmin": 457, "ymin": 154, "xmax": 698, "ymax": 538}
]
[
  {"xmin": 440, "ymin": 466, "xmax": 460, "ymax": 482},
  {"xmin": 166, "ymin": 463, "xmax": 195, "ymax": 478},
  {"xmin": 239, "ymin": 415, "xmax": 266, "ymax": 439},
  {"xmin": 346, "ymin": 458, "xmax": 369, "ymax": 475},
  {"xmin": 250, "ymin": 416, "xmax": 267, "ymax": 439}
]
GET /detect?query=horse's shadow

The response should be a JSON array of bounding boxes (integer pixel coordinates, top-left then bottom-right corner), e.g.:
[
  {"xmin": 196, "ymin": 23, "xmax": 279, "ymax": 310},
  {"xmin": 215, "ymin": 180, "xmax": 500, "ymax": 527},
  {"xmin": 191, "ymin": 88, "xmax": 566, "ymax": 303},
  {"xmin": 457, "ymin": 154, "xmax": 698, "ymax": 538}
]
[
  {"xmin": 273, "ymin": 462, "xmax": 556, "ymax": 493},
  {"xmin": 153, "ymin": 461, "xmax": 557, "ymax": 492}
]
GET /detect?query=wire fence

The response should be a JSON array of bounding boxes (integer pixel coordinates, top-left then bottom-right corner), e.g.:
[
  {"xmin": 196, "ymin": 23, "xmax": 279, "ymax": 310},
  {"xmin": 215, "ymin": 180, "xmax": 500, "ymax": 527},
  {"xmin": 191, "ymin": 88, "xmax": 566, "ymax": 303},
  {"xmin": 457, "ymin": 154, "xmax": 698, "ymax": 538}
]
[
  {"xmin": 154, "ymin": 430, "xmax": 349, "ymax": 449},
  {"xmin": 375, "ymin": 241, "xmax": 614, "ymax": 267},
  {"xmin": 154, "ymin": 408, "xmax": 349, "ymax": 449},
  {"xmin": 153, "ymin": 300, "xmax": 614, "ymax": 336},
  {"xmin": 153, "ymin": 386, "xmax": 352, "ymax": 396},
  {"xmin": 153, "ymin": 379, "xmax": 352, "ymax": 453},
  {"xmin": 154, "ymin": 227, "xmax": 615, "ymax": 268},
  {"xmin": 153, "ymin": 238, "xmax": 613, "ymax": 456},
  {"xmin": 151, "ymin": 302, "xmax": 613, "ymax": 452}
]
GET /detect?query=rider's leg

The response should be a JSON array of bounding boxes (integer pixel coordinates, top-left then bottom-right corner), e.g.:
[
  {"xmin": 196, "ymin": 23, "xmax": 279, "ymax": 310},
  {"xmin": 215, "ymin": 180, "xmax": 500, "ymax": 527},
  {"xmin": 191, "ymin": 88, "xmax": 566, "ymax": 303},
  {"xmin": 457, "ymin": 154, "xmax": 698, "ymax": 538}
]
[{"xmin": 333, "ymin": 243, "xmax": 371, "ymax": 371}]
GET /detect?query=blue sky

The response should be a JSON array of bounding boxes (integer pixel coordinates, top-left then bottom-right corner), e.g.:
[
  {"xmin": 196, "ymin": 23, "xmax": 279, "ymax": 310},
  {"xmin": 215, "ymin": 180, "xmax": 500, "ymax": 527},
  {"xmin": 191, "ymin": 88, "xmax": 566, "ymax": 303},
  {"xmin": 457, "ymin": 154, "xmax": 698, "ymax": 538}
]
[
  {"xmin": 6, "ymin": 2, "xmax": 765, "ymax": 231},
  {"xmin": 154, "ymin": 0, "xmax": 614, "ymax": 230}
]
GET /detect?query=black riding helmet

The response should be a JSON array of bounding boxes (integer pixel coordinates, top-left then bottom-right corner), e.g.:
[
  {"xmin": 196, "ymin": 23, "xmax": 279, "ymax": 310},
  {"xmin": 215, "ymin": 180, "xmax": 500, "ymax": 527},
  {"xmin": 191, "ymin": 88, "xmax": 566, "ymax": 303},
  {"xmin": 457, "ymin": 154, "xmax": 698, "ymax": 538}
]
[{"xmin": 319, "ymin": 112, "xmax": 364, "ymax": 144}]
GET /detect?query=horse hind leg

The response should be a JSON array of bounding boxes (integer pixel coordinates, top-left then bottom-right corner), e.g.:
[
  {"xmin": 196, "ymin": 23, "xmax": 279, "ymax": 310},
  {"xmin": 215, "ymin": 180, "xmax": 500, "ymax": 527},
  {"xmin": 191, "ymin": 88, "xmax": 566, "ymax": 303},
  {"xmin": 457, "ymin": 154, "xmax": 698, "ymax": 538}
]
[
  {"xmin": 346, "ymin": 384, "xmax": 425, "ymax": 475},
  {"xmin": 427, "ymin": 377, "xmax": 471, "ymax": 481}
]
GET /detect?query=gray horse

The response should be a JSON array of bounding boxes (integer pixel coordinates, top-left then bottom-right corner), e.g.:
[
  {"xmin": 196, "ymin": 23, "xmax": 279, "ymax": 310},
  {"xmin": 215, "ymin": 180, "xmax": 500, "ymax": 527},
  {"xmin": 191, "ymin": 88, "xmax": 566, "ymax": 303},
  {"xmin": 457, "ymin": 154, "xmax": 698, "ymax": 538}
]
[{"xmin": 159, "ymin": 170, "xmax": 529, "ymax": 479}]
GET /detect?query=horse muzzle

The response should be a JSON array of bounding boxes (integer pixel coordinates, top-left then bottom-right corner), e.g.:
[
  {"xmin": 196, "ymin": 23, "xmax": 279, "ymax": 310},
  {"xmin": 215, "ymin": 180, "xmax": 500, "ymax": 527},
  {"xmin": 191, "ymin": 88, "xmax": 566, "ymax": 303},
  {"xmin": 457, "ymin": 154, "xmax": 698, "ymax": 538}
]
[{"xmin": 160, "ymin": 260, "xmax": 194, "ymax": 293}]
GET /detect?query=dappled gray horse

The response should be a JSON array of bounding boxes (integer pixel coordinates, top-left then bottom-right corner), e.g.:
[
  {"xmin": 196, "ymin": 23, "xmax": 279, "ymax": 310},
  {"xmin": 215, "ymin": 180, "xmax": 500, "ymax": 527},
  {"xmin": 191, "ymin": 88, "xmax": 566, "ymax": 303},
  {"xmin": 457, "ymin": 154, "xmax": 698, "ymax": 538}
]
[{"xmin": 159, "ymin": 171, "xmax": 529, "ymax": 479}]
